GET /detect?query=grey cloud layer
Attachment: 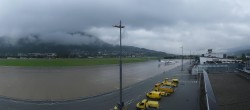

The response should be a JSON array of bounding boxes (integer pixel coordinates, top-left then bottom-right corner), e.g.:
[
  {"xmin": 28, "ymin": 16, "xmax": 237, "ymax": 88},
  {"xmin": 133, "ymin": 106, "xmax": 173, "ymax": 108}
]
[{"xmin": 0, "ymin": 0, "xmax": 250, "ymax": 54}]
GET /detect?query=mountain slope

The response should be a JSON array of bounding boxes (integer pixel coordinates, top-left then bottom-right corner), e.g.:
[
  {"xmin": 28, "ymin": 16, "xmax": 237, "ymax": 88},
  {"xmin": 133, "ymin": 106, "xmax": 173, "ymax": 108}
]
[{"xmin": 0, "ymin": 32, "xmax": 168, "ymax": 58}]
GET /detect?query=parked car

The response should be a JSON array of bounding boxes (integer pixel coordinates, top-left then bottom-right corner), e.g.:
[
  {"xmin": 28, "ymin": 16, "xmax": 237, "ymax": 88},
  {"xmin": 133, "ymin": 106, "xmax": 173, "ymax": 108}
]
[
  {"xmin": 161, "ymin": 78, "xmax": 177, "ymax": 87},
  {"xmin": 153, "ymin": 83, "xmax": 174, "ymax": 93},
  {"xmin": 136, "ymin": 99, "xmax": 159, "ymax": 110},
  {"xmin": 146, "ymin": 91, "xmax": 161, "ymax": 100},
  {"xmin": 172, "ymin": 78, "xmax": 179, "ymax": 86}
]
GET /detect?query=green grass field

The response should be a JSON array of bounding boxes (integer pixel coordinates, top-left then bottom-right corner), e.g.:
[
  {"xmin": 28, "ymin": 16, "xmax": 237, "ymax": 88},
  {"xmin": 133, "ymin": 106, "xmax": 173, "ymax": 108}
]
[{"xmin": 0, "ymin": 58, "xmax": 154, "ymax": 67}]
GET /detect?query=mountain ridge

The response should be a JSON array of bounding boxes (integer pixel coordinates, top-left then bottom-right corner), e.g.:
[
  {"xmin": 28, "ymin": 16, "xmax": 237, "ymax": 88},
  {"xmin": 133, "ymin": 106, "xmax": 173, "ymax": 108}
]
[{"xmin": 0, "ymin": 32, "xmax": 168, "ymax": 58}]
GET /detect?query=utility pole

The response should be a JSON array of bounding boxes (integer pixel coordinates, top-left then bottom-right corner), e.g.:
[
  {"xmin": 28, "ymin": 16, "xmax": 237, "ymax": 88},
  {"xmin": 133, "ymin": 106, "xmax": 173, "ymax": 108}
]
[
  {"xmin": 190, "ymin": 50, "xmax": 191, "ymax": 64},
  {"xmin": 113, "ymin": 20, "xmax": 125, "ymax": 110},
  {"xmin": 181, "ymin": 46, "xmax": 183, "ymax": 71}
]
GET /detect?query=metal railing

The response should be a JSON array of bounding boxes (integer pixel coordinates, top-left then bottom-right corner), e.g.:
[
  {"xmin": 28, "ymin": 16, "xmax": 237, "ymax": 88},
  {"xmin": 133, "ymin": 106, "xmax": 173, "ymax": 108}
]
[
  {"xmin": 193, "ymin": 64, "xmax": 228, "ymax": 75},
  {"xmin": 199, "ymin": 70, "xmax": 218, "ymax": 110}
]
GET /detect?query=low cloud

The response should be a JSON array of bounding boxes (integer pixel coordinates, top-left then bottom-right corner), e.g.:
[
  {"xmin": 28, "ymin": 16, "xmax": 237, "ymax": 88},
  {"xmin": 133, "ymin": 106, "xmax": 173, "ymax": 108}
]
[{"xmin": 1, "ymin": 0, "xmax": 250, "ymax": 54}]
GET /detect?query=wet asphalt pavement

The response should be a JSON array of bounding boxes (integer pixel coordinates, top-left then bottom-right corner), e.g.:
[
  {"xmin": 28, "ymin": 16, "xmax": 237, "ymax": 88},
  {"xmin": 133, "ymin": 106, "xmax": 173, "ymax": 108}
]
[{"xmin": 0, "ymin": 60, "xmax": 200, "ymax": 110}]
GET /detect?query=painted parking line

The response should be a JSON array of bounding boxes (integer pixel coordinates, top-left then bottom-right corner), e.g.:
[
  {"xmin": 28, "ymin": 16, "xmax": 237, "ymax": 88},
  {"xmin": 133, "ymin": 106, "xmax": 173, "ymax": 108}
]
[
  {"xmin": 174, "ymin": 74, "xmax": 190, "ymax": 76},
  {"xmin": 180, "ymin": 81, "xmax": 198, "ymax": 83}
]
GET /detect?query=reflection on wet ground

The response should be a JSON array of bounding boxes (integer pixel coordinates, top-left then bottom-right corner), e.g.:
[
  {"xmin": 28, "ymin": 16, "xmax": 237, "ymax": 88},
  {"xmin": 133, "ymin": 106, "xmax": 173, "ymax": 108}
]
[{"xmin": 0, "ymin": 59, "xmax": 187, "ymax": 101}]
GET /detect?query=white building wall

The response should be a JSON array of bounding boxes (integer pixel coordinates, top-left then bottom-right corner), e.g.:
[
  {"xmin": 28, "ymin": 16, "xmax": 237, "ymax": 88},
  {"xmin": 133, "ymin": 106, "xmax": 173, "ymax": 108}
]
[
  {"xmin": 200, "ymin": 57, "xmax": 219, "ymax": 64},
  {"xmin": 200, "ymin": 57, "xmax": 241, "ymax": 64},
  {"xmin": 204, "ymin": 53, "xmax": 224, "ymax": 58}
]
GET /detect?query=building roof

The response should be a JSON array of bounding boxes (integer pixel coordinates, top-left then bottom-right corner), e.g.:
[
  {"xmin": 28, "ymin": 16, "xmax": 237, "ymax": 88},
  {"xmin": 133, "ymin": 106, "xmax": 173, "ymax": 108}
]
[{"xmin": 208, "ymin": 72, "xmax": 250, "ymax": 110}]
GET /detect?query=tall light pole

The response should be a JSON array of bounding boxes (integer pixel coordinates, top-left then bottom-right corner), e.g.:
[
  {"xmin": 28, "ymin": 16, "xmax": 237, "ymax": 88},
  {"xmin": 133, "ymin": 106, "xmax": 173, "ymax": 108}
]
[
  {"xmin": 190, "ymin": 50, "xmax": 191, "ymax": 64},
  {"xmin": 113, "ymin": 20, "xmax": 125, "ymax": 110},
  {"xmin": 181, "ymin": 46, "xmax": 183, "ymax": 71}
]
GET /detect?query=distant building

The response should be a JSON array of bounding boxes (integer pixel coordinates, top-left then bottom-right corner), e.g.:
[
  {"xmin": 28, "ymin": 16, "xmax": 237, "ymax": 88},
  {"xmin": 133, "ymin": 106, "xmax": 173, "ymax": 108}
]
[
  {"xmin": 199, "ymin": 49, "xmax": 241, "ymax": 64},
  {"xmin": 26, "ymin": 53, "xmax": 57, "ymax": 58},
  {"xmin": 246, "ymin": 53, "xmax": 250, "ymax": 58},
  {"xmin": 18, "ymin": 53, "xmax": 28, "ymax": 57},
  {"xmin": 203, "ymin": 49, "xmax": 224, "ymax": 58}
]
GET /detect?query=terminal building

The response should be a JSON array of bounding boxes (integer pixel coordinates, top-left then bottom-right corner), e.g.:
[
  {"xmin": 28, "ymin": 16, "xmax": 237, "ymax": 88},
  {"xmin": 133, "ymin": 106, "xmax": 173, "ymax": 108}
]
[
  {"xmin": 199, "ymin": 49, "xmax": 241, "ymax": 65},
  {"xmin": 191, "ymin": 49, "xmax": 250, "ymax": 110},
  {"xmin": 192, "ymin": 49, "xmax": 242, "ymax": 75}
]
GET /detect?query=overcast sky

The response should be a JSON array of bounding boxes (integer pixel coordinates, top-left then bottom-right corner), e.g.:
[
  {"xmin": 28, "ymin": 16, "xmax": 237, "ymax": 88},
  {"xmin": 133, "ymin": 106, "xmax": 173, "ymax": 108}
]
[{"xmin": 1, "ymin": 0, "xmax": 250, "ymax": 54}]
